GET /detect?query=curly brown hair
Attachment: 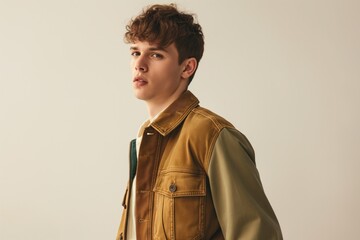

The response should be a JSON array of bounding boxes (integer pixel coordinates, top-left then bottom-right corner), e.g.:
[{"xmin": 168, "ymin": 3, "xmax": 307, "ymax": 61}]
[{"xmin": 125, "ymin": 4, "xmax": 204, "ymax": 83}]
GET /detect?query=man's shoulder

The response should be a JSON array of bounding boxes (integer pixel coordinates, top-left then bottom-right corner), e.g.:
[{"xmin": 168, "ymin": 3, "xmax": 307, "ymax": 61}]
[{"xmin": 186, "ymin": 105, "xmax": 234, "ymax": 131}]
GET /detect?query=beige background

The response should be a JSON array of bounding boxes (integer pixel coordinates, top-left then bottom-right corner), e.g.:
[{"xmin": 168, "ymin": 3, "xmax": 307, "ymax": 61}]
[{"xmin": 1, "ymin": 0, "xmax": 359, "ymax": 239}]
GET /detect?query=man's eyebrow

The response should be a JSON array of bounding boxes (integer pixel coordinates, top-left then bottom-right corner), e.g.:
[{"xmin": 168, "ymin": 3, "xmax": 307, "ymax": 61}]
[
  {"xmin": 149, "ymin": 47, "xmax": 167, "ymax": 52},
  {"xmin": 129, "ymin": 46, "xmax": 167, "ymax": 52},
  {"xmin": 130, "ymin": 46, "xmax": 139, "ymax": 51}
]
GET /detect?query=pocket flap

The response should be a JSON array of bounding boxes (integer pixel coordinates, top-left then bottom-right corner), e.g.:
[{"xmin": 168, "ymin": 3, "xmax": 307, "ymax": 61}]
[{"xmin": 153, "ymin": 170, "xmax": 206, "ymax": 197}]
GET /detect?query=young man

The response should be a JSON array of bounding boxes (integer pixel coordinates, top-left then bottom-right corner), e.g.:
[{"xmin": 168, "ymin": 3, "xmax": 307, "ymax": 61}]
[{"xmin": 117, "ymin": 4, "xmax": 282, "ymax": 240}]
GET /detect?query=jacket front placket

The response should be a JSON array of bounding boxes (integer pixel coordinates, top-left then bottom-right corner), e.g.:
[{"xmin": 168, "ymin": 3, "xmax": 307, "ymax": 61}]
[{"xmin": 135, "ymin": 125, "xmax": 163, "ymax": 239}]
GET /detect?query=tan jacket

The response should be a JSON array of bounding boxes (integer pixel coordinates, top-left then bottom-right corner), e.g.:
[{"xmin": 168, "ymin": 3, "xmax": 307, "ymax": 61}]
[{"xmin": 117, "ymin": 91, "xmax": 282, "ymax": 240}]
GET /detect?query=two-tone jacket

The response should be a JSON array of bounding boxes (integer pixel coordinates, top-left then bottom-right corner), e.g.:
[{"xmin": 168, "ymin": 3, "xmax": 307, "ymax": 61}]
[{"xmin": 116, "ymin": 91, "xmax": 282, "ymax": 240}]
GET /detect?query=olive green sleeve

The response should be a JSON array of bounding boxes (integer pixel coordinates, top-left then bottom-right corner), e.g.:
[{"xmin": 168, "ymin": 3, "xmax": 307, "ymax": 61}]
[{"xmin": 208, "ymin": 128, "xmax": 283, "ymax": 239}]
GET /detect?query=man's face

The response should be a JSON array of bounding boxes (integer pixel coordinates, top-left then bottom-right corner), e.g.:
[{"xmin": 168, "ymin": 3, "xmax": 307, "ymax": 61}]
[{"xmin": 130, "ymin": 41, "xmax": 188, "ymax": 106}]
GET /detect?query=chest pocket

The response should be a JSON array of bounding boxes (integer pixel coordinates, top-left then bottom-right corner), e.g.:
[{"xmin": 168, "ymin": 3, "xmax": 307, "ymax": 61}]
[{"xmin": 153, "ymin": 170, "xmax": 206, "ymax": 240}]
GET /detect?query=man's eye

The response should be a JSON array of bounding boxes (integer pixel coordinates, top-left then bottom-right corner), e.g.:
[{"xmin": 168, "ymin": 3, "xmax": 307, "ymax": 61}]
[
  {"xmin": 151, "ymin": 53, "xmax": 163, "ymax": 59},
  {"xmin": 131, "ymin": 52, "xmax": 140, "ymax": 57}
]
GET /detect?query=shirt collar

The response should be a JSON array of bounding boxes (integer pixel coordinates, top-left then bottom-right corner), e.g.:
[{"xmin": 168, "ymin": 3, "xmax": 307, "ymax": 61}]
[{"xmin": 137, "ymin": 109, "xmax": 163, "ymax": 138}]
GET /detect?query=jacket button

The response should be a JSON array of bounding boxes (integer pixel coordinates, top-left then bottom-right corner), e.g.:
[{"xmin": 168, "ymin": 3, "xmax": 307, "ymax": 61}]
[{"xmin": 169, "ymin": 183, "xmax": 177, "ymax": 193}]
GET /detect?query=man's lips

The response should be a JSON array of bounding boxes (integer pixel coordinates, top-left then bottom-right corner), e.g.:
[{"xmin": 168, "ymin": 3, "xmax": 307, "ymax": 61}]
[
  {"xmin": 133, "ymin": 77, "xmax": 148, "ymax": 87},
  {"xmin": 133, "ymin": 77, "xmax": 148, "ymax": 83}
]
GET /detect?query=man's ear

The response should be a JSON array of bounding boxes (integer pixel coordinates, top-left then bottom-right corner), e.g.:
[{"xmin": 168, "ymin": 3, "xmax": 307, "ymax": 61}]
[{"xmin": 181, "ymin": 58, "xmax": 197, "ymax": 79}]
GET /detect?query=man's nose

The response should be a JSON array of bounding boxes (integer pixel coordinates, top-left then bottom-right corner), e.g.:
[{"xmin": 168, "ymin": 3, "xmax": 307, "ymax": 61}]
[{"xmin": 134, "ymin": 57, "xmax": 148, "ymax": 72}]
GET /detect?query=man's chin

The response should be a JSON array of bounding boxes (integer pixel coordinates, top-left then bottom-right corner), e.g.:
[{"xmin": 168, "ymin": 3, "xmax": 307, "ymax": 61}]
[{"xmin": 133, "ymin": 91, "xmax": 148, "ymax": 101}]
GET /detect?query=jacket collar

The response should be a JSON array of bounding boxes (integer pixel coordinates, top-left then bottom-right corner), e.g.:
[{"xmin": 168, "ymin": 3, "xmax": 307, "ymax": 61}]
[{"xmin": 150, "ymin": 90, "xmax": 199, "ymax": 136}]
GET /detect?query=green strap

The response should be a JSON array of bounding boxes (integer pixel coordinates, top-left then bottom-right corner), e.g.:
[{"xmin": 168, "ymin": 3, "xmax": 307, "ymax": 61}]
[{"xmin": 129, "ymin": 139, "xmax": 137, "ymax": 183}]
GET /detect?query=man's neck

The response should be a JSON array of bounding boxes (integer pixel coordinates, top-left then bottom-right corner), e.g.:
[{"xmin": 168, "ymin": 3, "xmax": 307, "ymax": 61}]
[
  {"xmin": 147, "ymin": 104, "xmax": 166, "ymax": 121},
  {"xmin": 146, "ymin": 99, "xmax": 174, "ymax": 120},
  {"xmin": 146, "ymin": 90, "xmax": 187, "ymax": 120}
]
